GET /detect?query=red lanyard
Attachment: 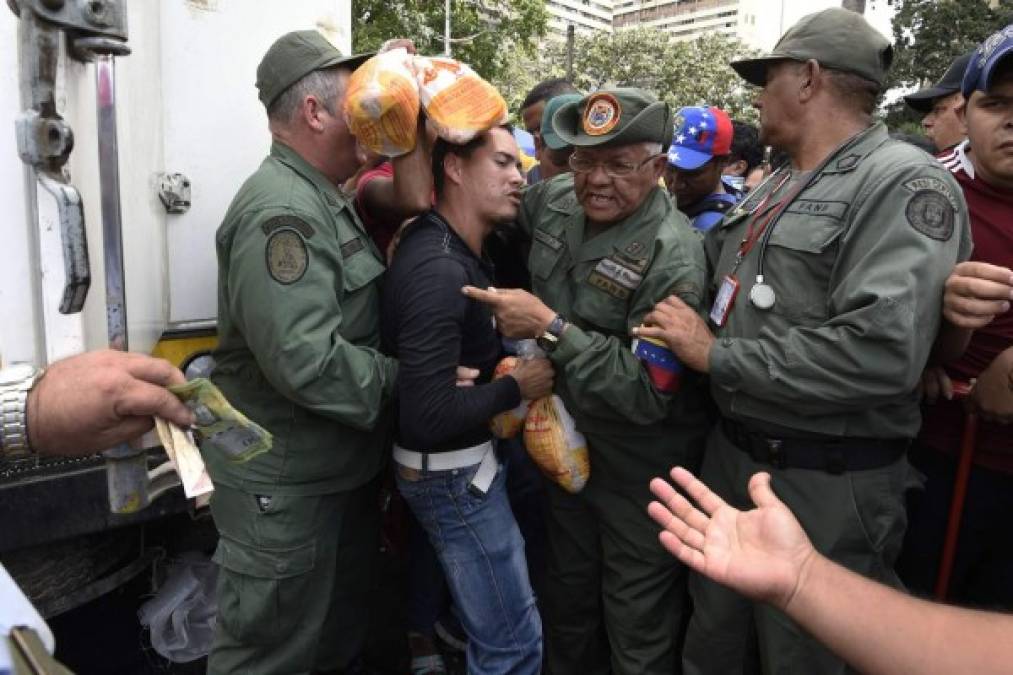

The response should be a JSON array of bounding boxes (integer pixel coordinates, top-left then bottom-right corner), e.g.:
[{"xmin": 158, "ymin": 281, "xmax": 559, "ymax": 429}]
[{"xmin": 736, "ymin": 171, "xmax": 792, "ymax": 259}]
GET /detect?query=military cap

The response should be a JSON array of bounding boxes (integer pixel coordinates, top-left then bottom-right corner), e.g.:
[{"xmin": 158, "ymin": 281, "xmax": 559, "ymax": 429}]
[
  {"xmin": 904, "ymin": 52, "xmax": 973, "ymax": 113},
  {"xmin": 731, "ymin": 8, "xmax": 893, "ymax": 88},
  {"xmin": 962, "ymin": 24, "xmax": 1013, "ymax": 98},
  {"xmin": 551, "ymin": 88, "xmax": 674, "ymax": 151},
  {"xmin": 541, "ymin": 94, "xmax": 582, "ymax": 150},
  {"xmin": 256, "ymin": 30, "xmax": 371, "ymax": 108}
]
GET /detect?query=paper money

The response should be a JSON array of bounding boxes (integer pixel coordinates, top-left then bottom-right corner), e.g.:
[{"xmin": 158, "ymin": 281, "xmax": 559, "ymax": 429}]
[
  {"xmin": 155, "ymin": 417, "xmax": 214, "ymax": 499},
  {"xmin": 168, "ymin": 378, "xmax": 272, "ymax": 463}
]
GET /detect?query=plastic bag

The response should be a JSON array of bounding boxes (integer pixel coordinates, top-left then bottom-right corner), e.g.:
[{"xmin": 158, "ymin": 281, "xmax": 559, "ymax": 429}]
[
  {"xmin": 344, "ymin": 48, "xmax": 420, "ymax": 157},
  {"xmin": 138, "ymin": 552, "xmax": 219, "ymax": 663},
  {"xmin": 413, "ymin": 56, "xmax": 508, "ymax": 144},
  {"xmin": 524, "ymin": 395, "xmax": 590, "ymax": 494}
]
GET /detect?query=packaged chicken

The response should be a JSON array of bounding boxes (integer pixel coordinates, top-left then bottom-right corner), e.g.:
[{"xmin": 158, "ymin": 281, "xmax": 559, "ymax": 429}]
[
  {"xmin": 489, "ymin": 357, "xmax": 528, "ymax": 439},
  {"xmin": 343, "ymin": 48, "xmax": 420, "ymax": 157},
  {"xmin": 413, "ymin": 56, "xmax": 508, "ymax": 144},
  {"xmin": 523, "ymin": 395, "xmax": 590, "ymax": 494}
]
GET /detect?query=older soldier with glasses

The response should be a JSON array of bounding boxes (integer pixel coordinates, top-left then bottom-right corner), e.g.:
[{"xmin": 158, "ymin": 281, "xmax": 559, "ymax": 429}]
[{"xmin": 465, "ymin": 88, "xmax": 710, "ymax": 675}]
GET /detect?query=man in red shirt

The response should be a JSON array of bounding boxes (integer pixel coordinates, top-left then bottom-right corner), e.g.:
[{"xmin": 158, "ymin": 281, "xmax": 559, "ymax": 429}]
[{"xmin": 898, "ymin": 26, "xmax": 1013, "ymax": 607}]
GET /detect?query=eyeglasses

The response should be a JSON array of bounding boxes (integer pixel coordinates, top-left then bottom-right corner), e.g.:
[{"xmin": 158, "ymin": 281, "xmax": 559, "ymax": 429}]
[{"xmin": 568, "ymin": 153, "xmax": 663, "ymax": 178}]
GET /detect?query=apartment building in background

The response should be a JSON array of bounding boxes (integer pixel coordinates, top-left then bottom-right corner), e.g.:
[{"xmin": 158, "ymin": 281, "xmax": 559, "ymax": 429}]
[
  {"xmin": 545, "ymin": 0, "xmax": 614, "ymax": 38},
  {"xmin": 611, "ymin": 0, "xmax": 894, "ymax": 50}
]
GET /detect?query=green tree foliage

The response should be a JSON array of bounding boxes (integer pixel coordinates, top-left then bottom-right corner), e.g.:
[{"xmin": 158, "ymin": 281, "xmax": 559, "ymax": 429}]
[
  {"xmin": 496, "ymin": 28, "xmax": 761, "ymax": 123},
  {"xmin": 885, "ymin": 0, "xmax": 1013, "ymax": 127},
  {"xmin": 352, "ymin": 0, "xmax": 549, "ymax": 83}
]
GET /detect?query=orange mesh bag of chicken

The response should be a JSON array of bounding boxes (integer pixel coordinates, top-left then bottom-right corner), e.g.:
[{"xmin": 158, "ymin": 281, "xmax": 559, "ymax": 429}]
[
  {"xmin": 412, "ymin": 56, "xmax": 508, "ymax": 144},
  {"xmin": 343, "ymin": 48, "xmax": 420, "ymax": 157}
]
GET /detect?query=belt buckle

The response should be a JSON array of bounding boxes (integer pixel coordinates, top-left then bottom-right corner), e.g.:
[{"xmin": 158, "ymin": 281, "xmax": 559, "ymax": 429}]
[{"xmin": 766, "ymin": 438, "xmax": 787, "ymax": 470}]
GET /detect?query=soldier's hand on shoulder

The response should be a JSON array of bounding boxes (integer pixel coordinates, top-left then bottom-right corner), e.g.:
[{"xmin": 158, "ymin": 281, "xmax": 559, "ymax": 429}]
[
  {"xmin": 27, "ymin": 350, "xmax": 195, "ymax": 457},
  {"xmin": 943, "ymin": 261, "xmax": 1013, "ymax": 329},
  {"xmin": 635, "ymin": 296, "xmax": 714, "ymax": 373}
]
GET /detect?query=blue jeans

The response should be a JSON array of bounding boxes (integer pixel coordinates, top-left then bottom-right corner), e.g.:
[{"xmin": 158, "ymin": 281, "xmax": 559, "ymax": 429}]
[{"xmin": 396, "ymin": 457, "xmax": 542, "ymax": 675}]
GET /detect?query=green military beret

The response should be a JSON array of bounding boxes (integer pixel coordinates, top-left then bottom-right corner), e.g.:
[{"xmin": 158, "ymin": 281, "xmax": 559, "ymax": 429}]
[
  {"xmin": 256, "ymin": 30, "xmax": 372, "ymax": 108},
  {"xmin": 551, "ymin": 88, "xmax": 674, "ymax": 152},
  {"xmin": 731, "ymin": 7, "xmax": 893, "ymax": 88}
]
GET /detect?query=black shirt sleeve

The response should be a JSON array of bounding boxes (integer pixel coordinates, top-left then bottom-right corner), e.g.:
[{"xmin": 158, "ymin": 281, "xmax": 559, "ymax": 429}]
[{"xmin": 393, "ymin": 255, "xmax": 521, "ymax": 450}]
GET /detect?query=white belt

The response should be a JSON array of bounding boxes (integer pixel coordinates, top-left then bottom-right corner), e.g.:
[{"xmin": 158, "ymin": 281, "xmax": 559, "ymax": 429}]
[{"xmin": 393, "ymin": 441, "xmax": 498, "ymax": 495}]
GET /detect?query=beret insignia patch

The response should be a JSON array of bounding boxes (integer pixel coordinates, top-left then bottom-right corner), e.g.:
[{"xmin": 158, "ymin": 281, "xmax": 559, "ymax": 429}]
[
  {"xmin": 583, "ymin": 93, "xmax": 621, "ymax": 136},
  {"xmin": 905, "ymin": 190, "xmax": 954, "ymax": 241},
  {"xmin": 266, "ymin": 228, "xmax": 309, "ymax": 284}
]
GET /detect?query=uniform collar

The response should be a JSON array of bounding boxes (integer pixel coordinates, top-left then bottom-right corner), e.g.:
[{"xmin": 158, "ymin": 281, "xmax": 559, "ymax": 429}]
[{"xmin": 270, "ymin": 141, "xmax": 349, "ymax": 207}]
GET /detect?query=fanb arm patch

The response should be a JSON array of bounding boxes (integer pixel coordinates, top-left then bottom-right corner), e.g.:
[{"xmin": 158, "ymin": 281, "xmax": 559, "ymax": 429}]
[
  {"xmin": 265, "ymin": 227, "xmax": 309, "ymax": 284},
  {"xmin": 905, "ymin": 190, "xmax": 955, "ymax": 241},
  {"xmin": 902, "ymin": 178, "xmax": 957, "ymax": 241}
]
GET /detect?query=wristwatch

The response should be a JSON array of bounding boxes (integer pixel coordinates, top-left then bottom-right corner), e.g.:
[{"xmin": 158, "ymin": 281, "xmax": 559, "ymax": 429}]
[
  {"xmin": 1, "ymin": 363, "xmax": 44, "ymax": 458},
  {"xmin": 536, "ymin": 314, "xmax": 568, "ymax": 354}
]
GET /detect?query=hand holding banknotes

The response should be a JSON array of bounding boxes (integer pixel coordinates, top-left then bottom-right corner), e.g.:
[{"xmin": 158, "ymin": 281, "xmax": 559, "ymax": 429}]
[{"xmin": 27, "ymin": 350, "xmax": 195, "ymax": 457}]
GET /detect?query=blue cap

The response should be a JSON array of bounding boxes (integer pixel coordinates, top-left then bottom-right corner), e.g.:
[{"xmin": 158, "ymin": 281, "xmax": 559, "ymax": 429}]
[
  {"xmin": 962, "ymin": 24, "xmax": 1013, "ymax": 98},
  {"xmin": 667, "ymin": 106, "xmax": 733, "ymax": 170}
]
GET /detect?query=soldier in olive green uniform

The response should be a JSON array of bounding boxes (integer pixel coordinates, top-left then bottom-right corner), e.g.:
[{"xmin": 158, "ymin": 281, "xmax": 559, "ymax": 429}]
[
  {"xmin": 466, "ymin": 89, "xmax": 710, "ymax": 675},
  {"xmin": 636, "ymin": 10, "xmax": 972, "ymax": 674},
  {"xmin": 206, "ymin": 32, "xmax": 395, "ymax": 674}
]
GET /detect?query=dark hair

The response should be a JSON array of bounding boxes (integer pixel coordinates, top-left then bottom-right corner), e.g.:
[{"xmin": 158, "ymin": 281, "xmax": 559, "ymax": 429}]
[
  {"xmin": 520, "ymin": 78, "xmax": 579, "ymax": 111},
  {"xmin": 823, "ymin": 68, "xmax": 882, "ymax": 116},
  {"xmin": 729, "ymin": 121, "xmax": 763, "ymax": 173},
  {"xmin": 432, "ymin": 124, "xmax": 514, "ymax": 197}
]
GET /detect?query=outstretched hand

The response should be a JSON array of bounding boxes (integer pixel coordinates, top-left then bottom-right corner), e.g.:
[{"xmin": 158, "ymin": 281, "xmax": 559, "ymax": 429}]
[
  {"xmin": 647, "ymin": 467, "xmax": 816, "ymax": 611},
  {"xmin": 27, "ymin": 350, "xmax": 195, "ymax": 457}
]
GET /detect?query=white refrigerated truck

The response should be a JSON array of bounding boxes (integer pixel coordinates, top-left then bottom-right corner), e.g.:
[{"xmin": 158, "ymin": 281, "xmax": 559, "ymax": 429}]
[{"xmin": 1, "ymin": 0, "xmax": 353, "ymax": 617}]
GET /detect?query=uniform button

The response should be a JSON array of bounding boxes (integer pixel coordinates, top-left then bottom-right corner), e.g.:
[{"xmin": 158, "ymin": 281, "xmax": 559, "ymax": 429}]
[
  {"xmin": 722, "ymin": 338, "xmax": 733, "ymax": 348},
  {"xmin": 452, "ymin": 469, "xmax": 459, "ymax": 476},
  {"xmin": 275, "ymin": 562, "xmax": 287, "ymax": 573}
]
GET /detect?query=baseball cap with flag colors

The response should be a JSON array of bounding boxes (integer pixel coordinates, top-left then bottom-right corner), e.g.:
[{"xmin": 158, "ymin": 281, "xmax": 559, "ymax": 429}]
[{"xmin": 667, "ymin": 106, "xmax": 733, "ymax": 170}]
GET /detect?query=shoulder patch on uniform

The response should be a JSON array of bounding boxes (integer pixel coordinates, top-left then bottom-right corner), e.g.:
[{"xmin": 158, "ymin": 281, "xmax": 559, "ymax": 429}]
[
  {"xmin": 902, "ymin": 177, "xmax": 960, "ymax": 210},
  {"xmin": 905, "ymin": 190, "xmax": 955, "ymax": 242},
  {"xmin": 265, "ymin": 229, "xmax": 309, "ymax": 284},
  {"xmin": 261, "ymin": 215, "xmax": 315, "ymax": 239}
]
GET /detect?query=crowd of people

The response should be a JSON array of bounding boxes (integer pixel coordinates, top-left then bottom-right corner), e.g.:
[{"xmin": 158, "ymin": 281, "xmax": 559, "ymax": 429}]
[{"xmin": 3, "ymin": 7, "xmax": 1012, "ymax": 675}]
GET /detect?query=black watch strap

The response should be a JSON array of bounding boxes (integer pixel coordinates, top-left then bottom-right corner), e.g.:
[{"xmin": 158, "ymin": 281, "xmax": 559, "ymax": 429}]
[{"xmin": 546, "ymin": 314, "xmax": 566, "ymax": 338}]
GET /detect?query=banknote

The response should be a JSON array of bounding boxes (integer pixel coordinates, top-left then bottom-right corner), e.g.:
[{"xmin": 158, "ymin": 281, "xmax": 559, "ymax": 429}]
[
  {"xmin": 154, "ymin": 417, "xmax": 214, "ymax": 498},
  {"xmin": 168, "ymin": 378, "xmax": 272, "ymax": 463}
]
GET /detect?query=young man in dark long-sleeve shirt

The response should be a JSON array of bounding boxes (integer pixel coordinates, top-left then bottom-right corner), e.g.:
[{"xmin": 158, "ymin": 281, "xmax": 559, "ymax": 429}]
[{"xmin": 381, "ymin": 125, "xmax": 553, "ymax": 675}]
